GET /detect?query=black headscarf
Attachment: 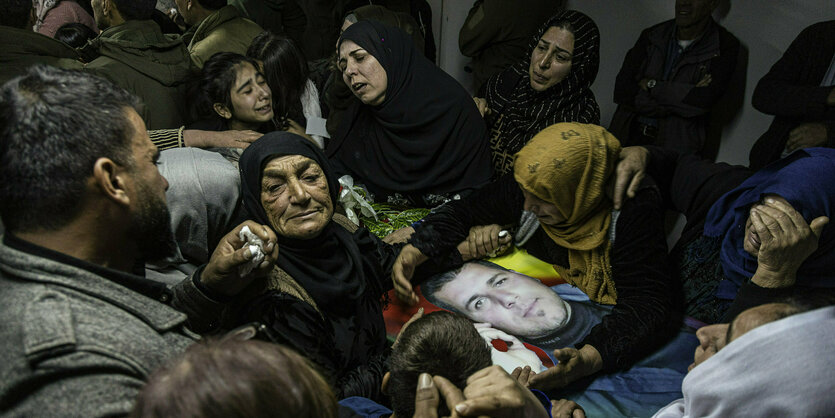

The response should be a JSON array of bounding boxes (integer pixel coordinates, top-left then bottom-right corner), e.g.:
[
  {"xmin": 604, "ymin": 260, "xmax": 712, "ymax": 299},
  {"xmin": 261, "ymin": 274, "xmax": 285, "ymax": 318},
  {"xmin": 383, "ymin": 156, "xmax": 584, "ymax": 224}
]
[
  {"xmin": 239, "ymin": 132, "xmax": 366, "ymax": 314},
  {"xmin": 327, "ymin": 20, "xmax": 492, "ymax": 202},
  {"xmin": 484, "ymin": 10, "xmax": 601, "ymax": 157}
]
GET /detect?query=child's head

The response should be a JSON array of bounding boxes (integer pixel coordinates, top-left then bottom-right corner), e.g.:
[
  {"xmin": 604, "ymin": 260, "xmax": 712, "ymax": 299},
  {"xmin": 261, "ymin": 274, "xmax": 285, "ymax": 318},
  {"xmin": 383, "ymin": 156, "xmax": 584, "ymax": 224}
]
[{"xmin": 195, "ymin": 52, "xmax": 274, "ymax": 130}]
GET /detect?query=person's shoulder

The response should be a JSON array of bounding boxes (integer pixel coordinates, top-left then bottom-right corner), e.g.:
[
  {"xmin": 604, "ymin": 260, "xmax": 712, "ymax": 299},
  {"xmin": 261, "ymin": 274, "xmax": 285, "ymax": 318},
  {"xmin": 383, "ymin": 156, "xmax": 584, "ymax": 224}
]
[
  {"xmin": 804, "ymin": 20, "xmax": 835, "ymax": 34},
  {"xmin": 83, "ymin": 54, "xmax": 120, "ymax": 69},
  {"xmin": 0, "ymin": 277, "xmax": 182, "ymax": 371},
  {"xmin": 0, "ymin": 282, "xmax": 172, "ymax": 417},
  {"xmin": 221, "ymin": 14, "xmax": 264, "ymax": 36},
  {"xmin": 796, "ymin": 20, "xmax": 835, "ymax": 42},
  {"xmin": 642, "ymin": 19, "xmax": 676, "ymax": 38},
  {"xmin": 712, "ymin": 20, "xmax": 741, "ymax": 47}
]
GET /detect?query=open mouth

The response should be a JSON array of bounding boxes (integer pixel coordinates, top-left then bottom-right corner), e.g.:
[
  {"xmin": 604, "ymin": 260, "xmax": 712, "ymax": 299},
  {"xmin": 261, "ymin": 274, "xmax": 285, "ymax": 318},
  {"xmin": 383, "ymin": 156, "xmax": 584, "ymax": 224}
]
[
  {"xmin": 255, "ymin": 104, "xmax": 272, "ymax": 114},
  {"xmin": 351, "ymin": 82, "xmax": 367, "ymax": 93}
]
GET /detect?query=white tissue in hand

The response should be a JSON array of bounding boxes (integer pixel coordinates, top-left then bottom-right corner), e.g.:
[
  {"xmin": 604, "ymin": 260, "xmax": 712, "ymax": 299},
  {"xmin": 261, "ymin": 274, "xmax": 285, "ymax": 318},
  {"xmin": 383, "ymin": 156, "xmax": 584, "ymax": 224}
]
[{"xmin": 238, "ymin": 226, "xmax": 266, "ymax": 276}]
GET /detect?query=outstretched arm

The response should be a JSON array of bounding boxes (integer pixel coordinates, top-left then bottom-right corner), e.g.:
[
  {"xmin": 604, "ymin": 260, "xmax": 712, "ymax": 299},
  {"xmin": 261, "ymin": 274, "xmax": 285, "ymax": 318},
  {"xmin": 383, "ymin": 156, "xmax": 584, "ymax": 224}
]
[
  {"xmin": 173, "ymin": 221, "xmax": 278, "ymax": 333},
  {"xmin": 393, "ymin": 176, "xmax": 523, "ymax": 304}
]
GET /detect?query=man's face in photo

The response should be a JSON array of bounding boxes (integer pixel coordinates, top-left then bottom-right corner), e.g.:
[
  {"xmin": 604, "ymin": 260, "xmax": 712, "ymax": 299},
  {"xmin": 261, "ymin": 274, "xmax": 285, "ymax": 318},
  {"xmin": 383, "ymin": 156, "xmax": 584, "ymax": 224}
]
[{"xmin": 434, "ymin": 263, "xmax": 569, "ymax": 338}]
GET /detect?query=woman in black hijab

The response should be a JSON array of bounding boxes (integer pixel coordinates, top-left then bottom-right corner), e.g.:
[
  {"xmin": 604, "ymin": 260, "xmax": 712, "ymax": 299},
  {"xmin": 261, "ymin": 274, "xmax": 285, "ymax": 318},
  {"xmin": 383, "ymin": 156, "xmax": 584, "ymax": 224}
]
[
  {"xmin": 231, "ymin": 131, "xmax": 450, "ymax": 401},
  {"xmin": 480, "ymin": 10, "xmax": 601, "ymax": 175},
  {"xmin": 329, "ymin": 20, "xmax": 493, "ymax": 207}
]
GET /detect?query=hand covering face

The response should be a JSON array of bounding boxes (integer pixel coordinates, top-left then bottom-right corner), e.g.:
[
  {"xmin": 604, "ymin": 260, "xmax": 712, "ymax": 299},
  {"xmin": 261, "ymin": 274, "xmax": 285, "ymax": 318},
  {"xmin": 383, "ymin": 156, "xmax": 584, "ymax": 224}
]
[
  {"xmin": 513, "ymin": 122, "xmax": 621, "ymax": 304},
  {"xmin": 703, "ymin": 148, "xmax": 835, "ymax": 293}
]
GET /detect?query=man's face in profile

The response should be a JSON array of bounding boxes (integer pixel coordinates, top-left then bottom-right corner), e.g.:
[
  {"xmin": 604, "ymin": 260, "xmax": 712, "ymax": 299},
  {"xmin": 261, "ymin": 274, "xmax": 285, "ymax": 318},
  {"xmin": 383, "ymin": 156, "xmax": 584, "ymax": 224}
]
[
  {"xmin": 689, "ymin": 302, "xmax": 795, "ymax": 371},
  {"xmin": 434, "ymin": 263, "xmax": 569, "ymax": 338},
  {"xmin": 124, "ymin": 109, "xmax": 176, "ymax": 261}
]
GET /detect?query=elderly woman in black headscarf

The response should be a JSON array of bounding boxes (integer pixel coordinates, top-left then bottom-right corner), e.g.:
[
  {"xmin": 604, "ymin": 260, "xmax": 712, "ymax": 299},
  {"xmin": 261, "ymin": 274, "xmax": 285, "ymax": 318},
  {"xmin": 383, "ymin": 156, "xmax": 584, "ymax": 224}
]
[
  {"xmin": 329, "ymin": 20, "xmax": 493, "ymax": 207},
  {"xmin": 477, "ymin": 10, "xmax": 601, "ymax": 175},
  {"xmin": 228, "ymin": 131, "xmax": 454, "ymax": 402}
]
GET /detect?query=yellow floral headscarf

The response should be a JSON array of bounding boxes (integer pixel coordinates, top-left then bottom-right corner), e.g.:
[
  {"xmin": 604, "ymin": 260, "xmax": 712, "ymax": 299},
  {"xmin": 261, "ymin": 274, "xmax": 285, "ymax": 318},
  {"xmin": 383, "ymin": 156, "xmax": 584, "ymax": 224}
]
[{"xmin": 513, "ymin": 123, "xmax": 621, "ymax": 304}]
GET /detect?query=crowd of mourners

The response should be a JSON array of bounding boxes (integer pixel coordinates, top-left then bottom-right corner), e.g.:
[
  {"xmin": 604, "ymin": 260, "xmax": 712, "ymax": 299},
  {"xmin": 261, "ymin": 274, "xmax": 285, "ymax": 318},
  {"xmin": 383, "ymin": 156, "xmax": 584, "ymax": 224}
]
[{"xmin": 1, "ymin": 0, "xmax": 834, "ymax": 416}]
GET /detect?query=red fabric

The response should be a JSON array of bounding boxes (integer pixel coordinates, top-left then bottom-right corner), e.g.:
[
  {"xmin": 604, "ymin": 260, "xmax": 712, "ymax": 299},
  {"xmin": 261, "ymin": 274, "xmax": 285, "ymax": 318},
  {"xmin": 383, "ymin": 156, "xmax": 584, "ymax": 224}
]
[
  {"xmin": 383, "ymin": 286, "xmax": 443, "ymax": 337},
  {"xmin": 489, "ymin": 339, "xmax": 555, "ymax": 368}
]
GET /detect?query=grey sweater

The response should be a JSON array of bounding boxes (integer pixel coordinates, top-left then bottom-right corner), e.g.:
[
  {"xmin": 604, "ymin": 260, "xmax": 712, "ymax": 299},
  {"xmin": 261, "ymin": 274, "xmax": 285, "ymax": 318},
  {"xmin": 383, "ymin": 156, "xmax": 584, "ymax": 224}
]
[{"xmin": 0, "ymin": 235, "xmax": 225, "ymax": 416}]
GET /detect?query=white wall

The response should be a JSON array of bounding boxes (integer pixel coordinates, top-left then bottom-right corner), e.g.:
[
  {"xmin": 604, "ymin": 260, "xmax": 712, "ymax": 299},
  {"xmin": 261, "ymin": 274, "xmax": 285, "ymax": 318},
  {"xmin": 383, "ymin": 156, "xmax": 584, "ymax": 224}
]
[{"xmin": 431, "ymin": 0, "xmax": 835, "ymax": 165}]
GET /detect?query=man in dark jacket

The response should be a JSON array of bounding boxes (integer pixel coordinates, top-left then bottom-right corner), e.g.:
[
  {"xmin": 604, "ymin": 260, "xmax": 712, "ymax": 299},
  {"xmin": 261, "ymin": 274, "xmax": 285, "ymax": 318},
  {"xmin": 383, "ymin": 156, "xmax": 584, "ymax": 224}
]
[
  {"xmin": 0, "ymin": 0, "xmax": 83, "ymax": 85},
  {"xmin": 609, "ymin": 0, "xmax": 740, "ymax": 156},
  {"xmin": 0, "ymin": 66, "xmax": 278, "ymax": 416},
  {"xmin": 748, "ymin": 20, "xmax": 835, "ymax": 170},
  {"xmin": 84, "ymin": 0, "xmax": 193, "ymax": 130}
]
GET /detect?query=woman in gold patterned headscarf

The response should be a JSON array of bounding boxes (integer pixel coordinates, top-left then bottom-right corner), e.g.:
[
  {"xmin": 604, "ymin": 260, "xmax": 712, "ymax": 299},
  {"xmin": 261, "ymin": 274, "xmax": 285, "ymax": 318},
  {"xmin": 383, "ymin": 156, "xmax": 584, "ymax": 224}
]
[
  {"xmin": 393, "ymin": 122, "xmax": 676, "ymax": 392},
  {"xmin": 513, "ymin": 123, "xmax": 621, "ymax": 305}
]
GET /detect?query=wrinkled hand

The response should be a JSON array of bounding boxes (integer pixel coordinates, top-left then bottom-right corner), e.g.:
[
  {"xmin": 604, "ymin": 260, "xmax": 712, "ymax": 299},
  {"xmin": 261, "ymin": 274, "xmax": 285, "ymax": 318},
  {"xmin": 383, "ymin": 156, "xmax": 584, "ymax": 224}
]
[
  {"xmin": 550, "ymin": 399, "xmax": 585, "ymax": 418},
  {"xmin": 527, "ymin": 346, "xmax": 602, "ymax": 391},
  {"xmin": 458, "ymin": 225, "xmax": 512, "ymax": 261},
  {"xmin": 511, "ymin": 366, "xmax": 536, "ymax": 387},
  {"xmin": 473, "ymin": 97, "xmax": 490, "ymax": 117},
  {"xmin": 611, "ymin": 146, "xmax": 649, "ymax": 210},
  {"xmin": 413, "ymin": 374, "xmax": 467, "ymax": 418},
  {"xmin": 786, "ymin": 123, "xmax": 828, "ymax": 152},
  {"xmin": 690, "ymin": 323, "xmax": 728, "ymax": 371},
  {"xmin": 393, "ymin": 244, "xmax": 429, "ymax": 305},
  {"xmin": 394, "ymin": 307, "xmax": 424, "ymax": 348},
  {"xmin": 749, "ymin": 197, "xmax": 829, "ymax": 288},
  {"xmin": 384, "ymin": 226, "xmax": 416, "ymax": 245},
  {"xmin": 201, "ymin": 221, "xmax": 278, "ymax": 296},
  {"xmin": 183, "ymin": 129, "xmax": 262, "ymax": 149},
  {"xmin": 695, "ymin": 73, "xmax": 712, "ymax": 87},
  {"xmin": 455, "ymin": 365, "xmax": 549, "ymax": 418}
]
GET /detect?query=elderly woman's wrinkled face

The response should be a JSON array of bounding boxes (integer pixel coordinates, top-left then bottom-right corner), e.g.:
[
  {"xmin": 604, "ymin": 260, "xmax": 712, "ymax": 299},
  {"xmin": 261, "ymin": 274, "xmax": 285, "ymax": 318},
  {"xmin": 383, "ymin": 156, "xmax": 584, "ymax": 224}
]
[
  {"xmin": 338, "ymin": 39, "xmax": 388, "ymax": 106},
  {"xmin": 529, "ymin": 26, "xmax": 575, "ymax": 92},
  {"xmin": 260, "ymin": 155, "xmax": 333, "ymax": 239}
]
